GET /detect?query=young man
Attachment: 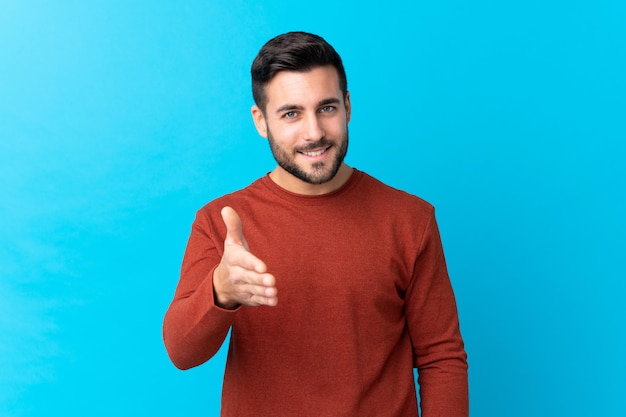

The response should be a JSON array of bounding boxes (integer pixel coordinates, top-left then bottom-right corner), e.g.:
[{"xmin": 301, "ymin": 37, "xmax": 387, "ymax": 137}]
[{"xmin": 163, "ymin": 32, "xmax": 468, "ymax": 416}]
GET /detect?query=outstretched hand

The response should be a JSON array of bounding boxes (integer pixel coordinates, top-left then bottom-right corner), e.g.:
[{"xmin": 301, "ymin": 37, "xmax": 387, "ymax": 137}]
[{"xmin": 212, "ymin": 206, "xmax": 277, "ymax": 309}]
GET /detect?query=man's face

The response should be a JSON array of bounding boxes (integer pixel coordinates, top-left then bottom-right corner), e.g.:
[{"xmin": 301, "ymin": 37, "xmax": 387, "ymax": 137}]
[{"xmin": 252, "ymin": 65, "xmax": 351, "ymax": 188}]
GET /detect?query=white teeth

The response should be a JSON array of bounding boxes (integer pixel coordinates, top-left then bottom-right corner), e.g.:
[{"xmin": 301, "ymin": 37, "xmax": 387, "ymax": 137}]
[{"xmin": 303, "ymin": 149, "xmax": 326, "ymax": 157}]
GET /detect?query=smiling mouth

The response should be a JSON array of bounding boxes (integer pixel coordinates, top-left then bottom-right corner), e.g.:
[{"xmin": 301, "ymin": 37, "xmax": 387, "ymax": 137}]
[{"xmin": 300, "ymin": 146, "xmax": 330, "ymax": 157}]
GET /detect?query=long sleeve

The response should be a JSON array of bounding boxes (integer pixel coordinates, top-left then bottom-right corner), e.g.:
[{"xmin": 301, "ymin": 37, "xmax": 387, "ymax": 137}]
[
  {"xmin": 162, "ymin": 172, "xmax": 469, "ymax": 416},
  {"xmin": 162, "ymin": 208, "xmax": 238, "ymax": 370},
  {"xmin": 406, "ymin": 212, "xmax": 469, "ymax": 417}
]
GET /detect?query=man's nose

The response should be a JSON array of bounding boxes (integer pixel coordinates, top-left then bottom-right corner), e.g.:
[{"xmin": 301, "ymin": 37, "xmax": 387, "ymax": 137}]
[{"xmin": 302, "ymin": 114, "xmax": 325, "ymax": 142}]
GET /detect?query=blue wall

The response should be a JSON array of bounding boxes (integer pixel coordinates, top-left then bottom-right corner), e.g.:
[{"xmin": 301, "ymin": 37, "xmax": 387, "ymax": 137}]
[{"xmin": 1, "ymin": 1, "xmax": 624, "ymax": 416}]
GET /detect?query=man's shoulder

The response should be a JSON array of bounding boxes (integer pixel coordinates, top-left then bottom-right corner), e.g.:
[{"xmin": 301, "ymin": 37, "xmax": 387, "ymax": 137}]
[
  {"xmin": 356, "ymin": 170, "xmax": 434, "ymax": 214},
  {"xmin": 196, "ymin": 176, "xmax": 268, "ymax": 216}
]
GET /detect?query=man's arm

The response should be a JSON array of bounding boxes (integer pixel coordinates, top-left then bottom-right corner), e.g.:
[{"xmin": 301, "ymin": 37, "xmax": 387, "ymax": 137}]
[
  {"xmin": 162, "ymin": 206, "xmax": 277, "ymax": 370},
  {"xmin": 406, "ymin": 212, "xmax": 469, "ymax": 417}
]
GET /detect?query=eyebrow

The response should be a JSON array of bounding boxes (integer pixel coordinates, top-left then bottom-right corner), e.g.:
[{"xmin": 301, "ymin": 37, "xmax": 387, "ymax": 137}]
[{"xmin": 275, "ymin": 97, "xmax": 342, "ymax": 115}]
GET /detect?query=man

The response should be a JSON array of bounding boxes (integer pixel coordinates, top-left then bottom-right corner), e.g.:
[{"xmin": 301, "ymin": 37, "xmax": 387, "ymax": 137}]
[{"xmin": 163, "ymin": 31, "xmax": 468, "ymax": 416}]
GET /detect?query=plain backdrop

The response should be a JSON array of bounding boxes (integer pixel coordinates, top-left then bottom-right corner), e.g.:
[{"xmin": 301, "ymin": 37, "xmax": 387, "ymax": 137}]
[{"xmin": 1, "ymin": 1, "xmax": 624, "ymax": 416}]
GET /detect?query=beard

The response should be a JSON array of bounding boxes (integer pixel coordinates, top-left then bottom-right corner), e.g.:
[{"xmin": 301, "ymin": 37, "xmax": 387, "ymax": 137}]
[{"xmin": 267, "ymin": 127, "xmax": 349, "ymax": 185}]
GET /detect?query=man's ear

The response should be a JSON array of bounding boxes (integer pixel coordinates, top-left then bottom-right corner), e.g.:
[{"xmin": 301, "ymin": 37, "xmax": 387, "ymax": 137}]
[
  {"xmin": 344, "ymin": 91, "xmax": 351, "ymax": 123},
  {"xmin": 251, "ymin": 105, "xmax": 268, "ymax": 138}
]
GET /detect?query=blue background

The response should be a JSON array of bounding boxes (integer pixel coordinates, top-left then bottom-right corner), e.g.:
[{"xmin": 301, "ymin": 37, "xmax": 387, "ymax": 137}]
[{"xmin": 1, "ymin": 1, "xmax": 624, "ymax": 416}]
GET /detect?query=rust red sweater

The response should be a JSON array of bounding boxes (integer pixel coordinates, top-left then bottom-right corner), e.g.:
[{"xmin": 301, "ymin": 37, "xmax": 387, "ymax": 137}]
[{"xmin": 163, "ymin": 170, "xmax": 468, "ymax": 416}]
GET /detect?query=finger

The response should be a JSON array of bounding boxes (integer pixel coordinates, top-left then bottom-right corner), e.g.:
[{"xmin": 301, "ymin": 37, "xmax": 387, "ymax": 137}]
[
  {"xmin": 241, "ymin": 282, "xmax": 278, "ymax": 299},
  {"xmin": 226, "ymin": 273, "xmax": 277, "ymax": 307},
  {"xmin": 243, "ymin": 286, "xmax": 278, "ymax": 307},
  {"xmin": 231, "ymin": 269, "xmax": 275, "ymax": 289},
  {"xmin": 248, "ymin": 294, "xmax": 278, "ymax": 307},
  {"xmin": 221, "ymin": 206, "xmax": 249, "ymax": 250},
  {"xmin": 228, "ymin": 247, "xmax": 269, "ymax": 274}
]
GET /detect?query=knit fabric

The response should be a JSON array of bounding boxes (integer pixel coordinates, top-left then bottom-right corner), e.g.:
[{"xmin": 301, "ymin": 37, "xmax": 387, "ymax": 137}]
[{"xmin": 163, "ymin": 170, "xmax": 468, "ymax": 416}]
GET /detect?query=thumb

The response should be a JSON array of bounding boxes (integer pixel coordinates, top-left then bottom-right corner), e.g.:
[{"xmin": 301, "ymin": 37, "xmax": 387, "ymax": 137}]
[{"xmin": 221, "ymin": 206, "xmax": 250, "ymax": 250}]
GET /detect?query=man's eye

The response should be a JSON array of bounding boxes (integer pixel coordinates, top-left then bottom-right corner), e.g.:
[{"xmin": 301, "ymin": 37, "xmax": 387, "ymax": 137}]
[
  {"xmin": 284, "ymin": 111, "xmax": 297, "ymax": 119},
  {"xmin": 320, "ymin": 106, "xmax": 336, "ymax": 113}
]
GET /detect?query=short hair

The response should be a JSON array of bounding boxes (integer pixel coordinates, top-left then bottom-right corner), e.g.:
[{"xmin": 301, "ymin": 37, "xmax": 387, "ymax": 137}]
[{"xmin": 251, "ymin": 31, "xmax": 348, "ymax": 112}]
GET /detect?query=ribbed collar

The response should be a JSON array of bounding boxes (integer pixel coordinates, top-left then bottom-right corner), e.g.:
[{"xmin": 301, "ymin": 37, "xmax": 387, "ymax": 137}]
[{"xmin": 258, "ymin": 169, "xmax": 364, "ymax": 206}]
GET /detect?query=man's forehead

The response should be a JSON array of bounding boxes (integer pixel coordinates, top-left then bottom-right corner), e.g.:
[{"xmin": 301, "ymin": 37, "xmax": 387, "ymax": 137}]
[{"xmin": 264, "ymin": 66, "xmax": 342, "ymax": 109}]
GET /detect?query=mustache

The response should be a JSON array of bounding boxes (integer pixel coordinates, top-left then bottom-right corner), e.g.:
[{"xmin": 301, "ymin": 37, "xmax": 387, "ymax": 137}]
[{"xmin": 296, "ymin": 139, "xmax": 333, "ymax": 153}]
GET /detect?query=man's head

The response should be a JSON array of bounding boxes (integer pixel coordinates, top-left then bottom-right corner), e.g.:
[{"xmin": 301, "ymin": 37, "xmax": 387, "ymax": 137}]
[
  {"xmin": 250, "ymin": 32, "xmax": 352, "ymax": 194},
  {"xmin": 251, "ymin": 32, "xmax": 348, "ymax": 113}
]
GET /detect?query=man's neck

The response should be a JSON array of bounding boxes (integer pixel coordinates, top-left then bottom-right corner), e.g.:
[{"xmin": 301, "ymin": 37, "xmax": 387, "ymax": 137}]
[{"xmin": 269, "ymin": 164, "xmax": 354, "ymax": 196}]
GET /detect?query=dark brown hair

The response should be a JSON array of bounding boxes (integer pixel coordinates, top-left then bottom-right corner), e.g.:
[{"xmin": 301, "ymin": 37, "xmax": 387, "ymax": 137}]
[{"xmin": 251, "ymin": 32, "xmax": 348, "ymax": 112}]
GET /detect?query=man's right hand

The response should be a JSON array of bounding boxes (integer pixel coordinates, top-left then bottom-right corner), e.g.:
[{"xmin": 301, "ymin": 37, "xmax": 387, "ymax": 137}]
[{"xmin": 212, "ymin": 206, "xmax": 278, "ymax": 310}]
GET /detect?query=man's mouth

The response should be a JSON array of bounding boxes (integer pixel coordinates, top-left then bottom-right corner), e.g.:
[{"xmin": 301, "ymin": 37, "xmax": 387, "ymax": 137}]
[
  {"xmin": 299, "ymin": 142, "xmax": 332, "ymax": 157},
  {"xmin": 301, "ymin": 147, "xmax": 329, "ymax": 157}
]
